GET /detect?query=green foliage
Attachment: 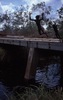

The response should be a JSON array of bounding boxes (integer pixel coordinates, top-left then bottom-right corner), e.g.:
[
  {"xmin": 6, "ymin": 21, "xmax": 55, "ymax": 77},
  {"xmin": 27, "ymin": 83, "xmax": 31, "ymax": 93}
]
[{"xmin": 3, "ymin": 85, "xmax": 63, "ymax": 100}]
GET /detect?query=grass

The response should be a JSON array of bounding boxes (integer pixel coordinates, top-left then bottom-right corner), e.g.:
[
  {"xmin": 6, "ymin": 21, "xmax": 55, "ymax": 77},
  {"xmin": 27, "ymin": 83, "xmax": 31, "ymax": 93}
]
[{"xmin": 4, "ymin": 85, "xmax": 63, "ymax": 100}]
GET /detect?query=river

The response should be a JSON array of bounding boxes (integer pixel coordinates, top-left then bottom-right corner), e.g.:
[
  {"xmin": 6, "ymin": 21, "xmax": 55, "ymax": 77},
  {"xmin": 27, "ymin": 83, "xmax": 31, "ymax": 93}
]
[{"xmin": 0, "ymin": 50, "xmax": 63, "ymax": 98}]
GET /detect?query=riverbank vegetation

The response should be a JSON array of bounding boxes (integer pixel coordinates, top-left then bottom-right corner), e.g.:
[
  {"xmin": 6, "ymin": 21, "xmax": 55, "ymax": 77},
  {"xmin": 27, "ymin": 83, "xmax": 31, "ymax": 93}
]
[{"xmin": 4, "ymin": 85, "xmax": 63, "ymax": 100}]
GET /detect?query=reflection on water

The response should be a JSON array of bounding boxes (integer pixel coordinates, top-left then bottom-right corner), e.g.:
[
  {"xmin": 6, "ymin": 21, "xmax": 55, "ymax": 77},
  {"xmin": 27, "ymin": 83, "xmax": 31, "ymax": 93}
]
[
  {"xmin": 35, "ymin": 55, "xmax": 61, "ymax": 88},
  {"xmin": 35, "ymin": 63, "xmax": 61, "ymax": 88}
]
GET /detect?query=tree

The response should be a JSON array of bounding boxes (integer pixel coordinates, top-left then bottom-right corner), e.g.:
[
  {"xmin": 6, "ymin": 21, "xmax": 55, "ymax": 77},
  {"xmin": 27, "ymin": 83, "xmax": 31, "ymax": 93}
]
[
  {"xmin": 57, "ymin": 5, "xmax": 63, "ymax": 37},
  {"xmin": 32, "ymin": 2, "xmax": 51, "ymax": 15},
  {"xmin": 0, "ymin": 11, "xmax": 12, "ymax": 35},
  {"xmin": 57, "ymin": 5, "xmax": 63, "ymax": 19},
  {"xmin": 11, "ymin": 5, "xmax": 30, "ymax": 35}
]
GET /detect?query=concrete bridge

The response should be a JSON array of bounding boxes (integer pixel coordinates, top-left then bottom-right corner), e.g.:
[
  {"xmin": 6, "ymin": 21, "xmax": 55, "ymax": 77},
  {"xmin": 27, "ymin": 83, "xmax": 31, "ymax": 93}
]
[
  {"xmin": 0, "ymin": 36, "xmax": 63, "ymax": 51},
  {"xmin": 0, "ymin": 36, "xmax": 63, "ymax": 84}
]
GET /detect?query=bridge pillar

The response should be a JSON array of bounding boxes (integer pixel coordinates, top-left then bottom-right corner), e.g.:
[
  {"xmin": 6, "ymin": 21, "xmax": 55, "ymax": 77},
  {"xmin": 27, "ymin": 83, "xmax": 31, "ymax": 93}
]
[{"xmin": 24, "ymin": 48, "xmax": 38, "ymax": 83}]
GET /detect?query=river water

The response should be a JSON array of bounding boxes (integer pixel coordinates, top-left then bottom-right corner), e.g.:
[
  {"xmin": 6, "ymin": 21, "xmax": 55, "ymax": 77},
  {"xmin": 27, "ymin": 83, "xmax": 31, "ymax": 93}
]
[
  {"xmin": 0, "ymin": 82, "xmax": 10, "ymax": 100},
  {"xmin": 35, "ymin": 55, "xmax": 61, "ymax": 88},
  {"xmin": 35, "ymin": 63, "xmax": 61, "ymax": 88},
  {"xmin": 0, "ymin": 54, "xmax": 62, "ymax": 98},
  {"xmin": 0, "ymin": 62, "xmax": 61, "ymax": 99}
]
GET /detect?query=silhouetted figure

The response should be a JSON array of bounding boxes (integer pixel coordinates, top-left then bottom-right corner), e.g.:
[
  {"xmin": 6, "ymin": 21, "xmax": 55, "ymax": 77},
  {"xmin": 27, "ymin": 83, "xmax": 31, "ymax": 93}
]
[
  {"xmin": 52, "ymin": 22, "xmax": 60, "ymax": 38},
  {"xmin": 29, "ymin": 13, "xmax": 48, "ymax": 37}
]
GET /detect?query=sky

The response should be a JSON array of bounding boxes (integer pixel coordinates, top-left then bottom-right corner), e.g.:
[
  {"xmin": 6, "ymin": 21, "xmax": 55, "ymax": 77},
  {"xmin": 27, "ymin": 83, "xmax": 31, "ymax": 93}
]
[{"xmin": 0, "ymin": 0, "xmax": 63, "ymax": 14}]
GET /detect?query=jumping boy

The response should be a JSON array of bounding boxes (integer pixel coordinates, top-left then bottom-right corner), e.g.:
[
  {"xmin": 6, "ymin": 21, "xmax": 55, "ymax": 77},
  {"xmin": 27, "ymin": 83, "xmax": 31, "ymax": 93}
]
[{"xmin": 29, "ymin": 13, "xmax": 48, "ymax": 37}]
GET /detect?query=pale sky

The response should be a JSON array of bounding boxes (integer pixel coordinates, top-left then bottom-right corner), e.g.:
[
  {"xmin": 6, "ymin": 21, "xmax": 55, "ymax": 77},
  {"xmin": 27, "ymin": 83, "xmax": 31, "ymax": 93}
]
[{"xmin": 0, "ymin": 0, "xmax": 63, "ymax": 13}]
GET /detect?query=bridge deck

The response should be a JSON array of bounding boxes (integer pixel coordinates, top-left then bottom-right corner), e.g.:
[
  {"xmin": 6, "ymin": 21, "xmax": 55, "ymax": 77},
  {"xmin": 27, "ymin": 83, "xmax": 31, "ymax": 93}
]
[{"xmin": 0, "ymin": 36, "xmax": 63, "ymax": 51}]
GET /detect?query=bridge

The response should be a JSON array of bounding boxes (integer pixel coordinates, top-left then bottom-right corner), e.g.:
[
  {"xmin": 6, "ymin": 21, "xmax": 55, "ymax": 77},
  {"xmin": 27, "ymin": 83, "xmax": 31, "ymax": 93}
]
[
  {"xmin": 0, "ymin": 36, "xmax": 63, "ymax": 51},
  {"xmin": 0, "ymin": 36, "xmax": 63, "ymax": 83}
]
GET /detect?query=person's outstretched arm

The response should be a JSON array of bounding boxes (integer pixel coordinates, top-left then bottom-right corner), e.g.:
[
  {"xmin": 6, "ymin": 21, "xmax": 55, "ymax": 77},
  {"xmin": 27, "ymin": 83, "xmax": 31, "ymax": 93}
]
[{"xmin": 29, "ymin": 12, "xmax": 35, "ymax": 21}]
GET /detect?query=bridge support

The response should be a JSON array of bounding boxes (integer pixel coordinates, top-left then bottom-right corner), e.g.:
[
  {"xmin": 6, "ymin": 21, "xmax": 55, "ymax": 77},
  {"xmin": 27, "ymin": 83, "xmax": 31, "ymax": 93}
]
[{"xmin": 24, "ymin": 48, "xmax": 38, "ymax": 82}]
